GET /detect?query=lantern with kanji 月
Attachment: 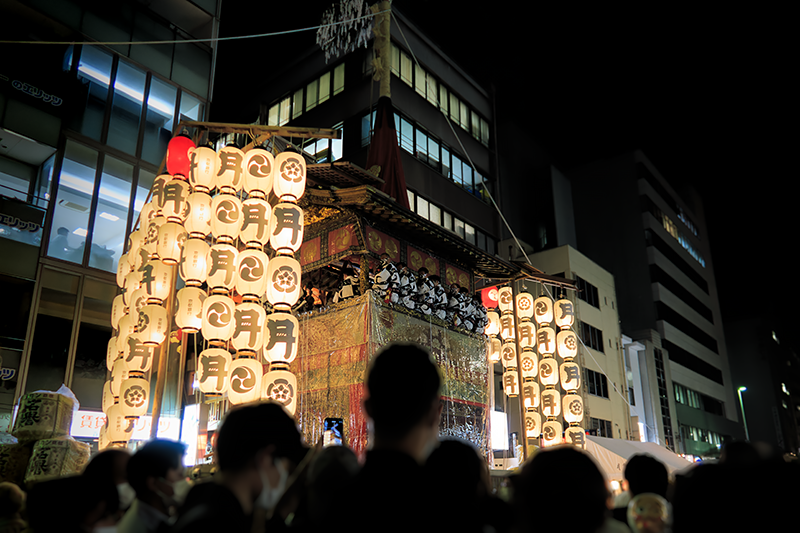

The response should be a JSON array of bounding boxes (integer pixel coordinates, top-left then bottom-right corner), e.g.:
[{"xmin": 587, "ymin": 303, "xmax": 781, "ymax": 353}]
[
  {"xmin": 102, "ymin": 380, "xmax": 115, "ymax": 413},
  {"xmin": 560, "ymin": 362, "xmax": 582, "ymax": 391},
  {"xmin": 488, "ymin": 337, "xmax": 501, "ymax": 364},
  {"xmin": 262, "ymin": 367, "xmax": 298, "ymax": 415},
  {"xmin": 269, "ymin": 203, "xmax": 304, "ymax": 254},
  {"xmin": 166, "ymin": 133, "xmax": 195, "ymax": 178},
  {"xmin": 111, "ymin": 294, "xmax": 126, "ymax": 330},
  {"xmin": 501, "ymin": 342, "xmax": 517, "ymax": 369},
  {"xmin": 110, "ymin": 357, "xmax": 130, "ymax": 397},
  {"xmin": 216, "ymin": 145, "xmax": 244, "ymax": 194},
  {"xmin": 107, "ymin": 337, "xmax": 119, "ymax": 371},
  {"xmin": 124, "ymin": 335, "xmax": 155, "ymax": 374},
  {"xmin": 520, "ymin": 350, "xmax": 538, "ymax": 380},
  {"xmin": 197, "ymin": 348, "xmax": 233, "ymax": 394},
  {"xmin": 116, "ymin": 313, "xmax": 136, "ymax": 352},
  {"xmin": 564, "ymin": 426, "xmax": 586, "ymax": 448},
  {"xmin": 150, "ymin": 174, "xmax": 170, "ymax": 212},
  {"xmin": 211, "ymin": 194, "xmax": 242, "ymax": 243},
  {"xmin": 503, "ymin": 369, "xmax": 520, "ymax": 397},
  {"xmin": 105, "ymin": 403, "xmax": 133, "ymax": 444},
  {"xmin": 144, "ymin": 215, "xmax": 165, "ymax": 258},
  {"xmin": 563, "ymin": 394, "xmax": 584, "ymax": 424},
  {"xmin": 160, "ymin": 179, "xmax": 191, "ymax": 223},
  {"xmin": 201, "ymin": 294, "xmax": 235, "ymax": 343},
  {"xmin": 189, "ymin": 144, "xmax": 218, "ymax": 192},
  {"xmin": 240, "ymin": 198, "xmax": 272, "ymax": 248},
  {"xmin": 499, "ymin": 313, "xmax": 515, "ymax": 341},
  {"xmin": 120, "ymin": 377, "xmax": 150, "ymax": 419},
  {"xmin": 538, "ymin": 357, "xmax": 559, "ymax": 387},
  {"xmin": 537, "ymin": 326, "xmax": 556, "ymax": 355},
  {"xmin": 273, "ymin": 151, "xmax": 306, "ymax": 201},
  {"xmin": 231, "ymin": 303, "xmax": 266, "ymax": 354},
  {"xmin": 138, "ymin": 304, "xmax": 169, "ymax": 346},
  {"xmin": 263, "ymin": 313, "xmax": 299, "ymax": 364},
  {"xmin": 557, "ymin": 330, "xmax": 578, "ymax": 360},
  {"xmin": 524, "ymin": 411, "xmax": 541, "ymax": 438},
  {"xmin": 236, "ymin": 249, "xmax": 269, "ymax": 299},
  {"xmin": 180, "ymin": 238, "xmax": 209, "ymax": 286},
  {"xmin": 266, "ymin": 256, "xmax": 302, "ymax": 309},
  {"xmin": 540, "ymin": 389, "xmax": 561, "ymax": 418},
  {"xmin": 122, "ymin": 271, "xmax": 141, "ymax": 307},
  {"xmin": 184, "ymin": 192, "xmax": 213, "ymax": 238},
  {"xmin": 206, "ymin": 244, "xmax": 238, "ymax": 292},
  {"xmin": 243, "ymin": 147, "xmax": 274, "ymax": 198},
  {"xmin": 542, "ymin": 420, "xmax": 563, "ymax": 447},
  {"xmin": 554, "ymin": 298, "xmax": 575, "ymax": 329},
  {"xmin": 157, "ymin": 222, "xmax": 187, "ymax": 265},
  {"xmin": 139, "ymin": 260, "xmax": 172, "ymax": 303},
  {"xmin": 485, "ymin": 310, "xmax": 500, "ymax": 336},
  {"xmin": 522, "ymin": 381, "xmax": 540, "ymax": 409},
  {"xmin": 497, "ymin": 286, "xmax": 513, "ymax": 314},
  {"xmin": 516, "ymin": 292, "xmax": 534, "ymax": 320},
  {"xmin": 116, "ymin": 255, "xmax": 131, "ymax": 288},
  {"xmin": 518, "ymin": 321, "xmax": 535, "ymax": 349},
  {"xmin": 175, "ymin": 287, "xmax": 206, "ymax": 333},
  {"xmin": 228, "ymin": 358, "xmax": 263, "ymax": 405},
  {"xmin": 534, "ymin": 295, "xmax": 553, "ymax": 325}
]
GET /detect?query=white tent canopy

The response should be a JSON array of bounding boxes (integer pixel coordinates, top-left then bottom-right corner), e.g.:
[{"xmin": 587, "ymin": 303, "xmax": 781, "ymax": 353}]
[{"xmin": 584, "ymin": 435, "xmax": 693, "ymax": 481}]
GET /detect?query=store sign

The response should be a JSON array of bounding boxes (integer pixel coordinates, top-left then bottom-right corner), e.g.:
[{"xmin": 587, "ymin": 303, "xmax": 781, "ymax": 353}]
[{"xmin": 70, "ymin": 410, "xmax": 180, "ymax": 440}]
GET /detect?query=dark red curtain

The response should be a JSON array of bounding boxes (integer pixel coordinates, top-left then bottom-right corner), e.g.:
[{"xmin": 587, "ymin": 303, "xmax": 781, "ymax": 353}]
[{"xmin": 366, "ymin": 96, "xmax": 410, "ymax": 209}]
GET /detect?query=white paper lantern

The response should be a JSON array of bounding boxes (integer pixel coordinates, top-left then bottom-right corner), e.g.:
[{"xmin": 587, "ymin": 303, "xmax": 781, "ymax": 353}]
[
  {"xmin": 216, "ymin": 145, "xmax": 244, "ymax": 194},
  {"xmin": 122, "ymin": 272, "xmax": 141, "ymax": 307},
  {"xmin": 236, "ymin": 249, "xmax": 269, "ymax": 299},
  {"xmin": 542, "ymin": 420, "xmax": 563, "ymax": 447},
  {"xmin": 179, "ymin": 238, "xmax": 209, "ymax": 286},
  {"xmin": 518, "ymin": 322, "xmax": 536, "ymax": 349},
  {"xmin": 485, "ymin": 310, "xmax": 500, "ymax": 336},
  {"xmin": 132, "ymin": 243, "xmax": 150, "ymax": 272},
  {"xmin": 534, "ymin": 295, "xmax": 554, "ymax": 325},
  {"xmin": 541, "ymin": 389, "xmax": 561, "ymax": 418},
  {"xmin": 520, "ymin": 350, "xmax": 538, "ymax": 380},
  {"xmin": 516, "ymin": 292, "xmax": 534, "ymax": 320},
  {"xmin": 116, "ymin": 256, "xmax": 131, "ymax": 288},
  {"xmin": 201, "ymin": 294, "xmax": 236, "ymax": 342},
  {"xmin": 269, "ymin": 203, "xmax": 304, "ymax": 254},
  {"xmin": 239, "ymin": 198, "xmax": 271, "ymax": 248},
  {"xmin": 175, "ymin": 287, "xmax": 207, "ymax": 332},
  {"xmin": 206, "ymin": 244, "xmax": 238, "ymax": 291},
  {"xmin": 554, "ymin": 298, "xmax": 575, "ymax": 329},
  {"xmin": 538, "ymin": 357, "xmax": 559, "ymax": 386},
  {"xmin": 151, "ymin": 174, "xmax": 170, "ymax": 213},
  {"xmin": 503, "ymin": 369, "xmax": 520, "ymax": 397},
  {"xmin": 105, "ymin": 403, "xmax": 133, "ymax": 443},
  {"xmin": 243, "ymin": 147, "xmax": 274, "ymax": 198},
  {"xmin": 107, "ymin": 337, "xmax": 119, "ymax": 371},
  {"xmin": 273, "ymin": 151, "xmax": 306, "ymax": 201},
  {"xmin": 184, "ymin": 192, "xmax": 213, "ymax": 238},
  {"xmin": 266, "ymin": 256, "xmax": 302, "ymax": 309},
  {"xmin": 501, "ymin": 342, "xmax": 517, "ymax": 369},
  {"xmin": 139, "ymin": 201, "xmax": 158, "ymax": 230},
  {"xmin": 232, "ymin": 303, "xmax": 266, "ymax": 353},
  {"xmin": 144, "ymin": 216, "xmax": 166, "ymax": 259},
  {"xmin": 488, "ymin": 337, "xmax": 501, "ymax": 364},
  {"xmin": 560, "ymin": 362, "xmax": 582, "ymax": 391},
  {"xmin": 157, "ymin": 222, "xmax": 187, "ymax": 265},
  {"xmin": 563, "ymin": 394, "xmax": 584, "ymax": 424},
  {"xmin": 263, "ymin": 312, "xmax": 299, "ymax": 364},
  {"xmin": 497, "ymin": 286, "xmax": 513, "ymax": 314},
  {"xmin": 210, "ymin": 194, "xmax": 242, "ymax": 243},
  {"xmin": 160, "ymin": 179, "xmax": 191, "ymax": 222},
  {"xmin": 557, "ymin": 330, "xmax": 578, "ymax": 360},
  {"xmin": 564, "ymin": 426, "xmax": 586, "ymax": 448},
  {"xmin": 500, "ymin": 314, "xmax": 515, "ymax": 341},
  {"xmin": 126, "ymin": 229, "xmax": 146, "ymax": 267},
  {"xmin": 522, "ymin": 381, "xmax": 540, "ymax": 409},
  {"xmin": 102, "ymin": 380, "xmax": 115, "ymax": 413},
  {"xmin": 537, "ymin": 326, "xmax": 556, "ymax": 355},
  {"xmin": 139, "ymin": 260, "xmax": 172, "ymax": 303},
  {"xmin": 110, "ymin": 358, "xmax": 130, "ymax": 397},
  {"xmin": 228, "ymin": 358, "xmax": 264, "ymax": 405},
  {"xmin": 138, "ymin": 304, "xmax": 169, "ymax": 346},
  {"xmin": 116, "ymin": 313, "xmax": 136, "ymax": 352},
  {"xmin": 197, "ymin": 348, "xmax": 233, "ymax": 394},
  {"xmin": 120, "ymin": 377, "xmax": 150, "ymax": 419},
  {"xmin": 129, "ymin": 287, "xmax": 148, "ymax": 318},
  {"xmin": 262, "ymin": 367, "xmax": 298, "ymax": 415},
  {"xmin": 525, "ymin": 411, "xmax": 541, "ymax": 438},
  {"xmin": 189, "ymin": 145, "xmax": 218, "ymax": 192},
  {"xmin": 111, "ymin": 294, "xmax": 126, "ymax": 330},
  {"xmin": 98, "ymin": 425, "xmax": 109, "ymax": 450},
  {"xmin": 124, "ymin": 335, "xmax": 156, "ymax": 373}
]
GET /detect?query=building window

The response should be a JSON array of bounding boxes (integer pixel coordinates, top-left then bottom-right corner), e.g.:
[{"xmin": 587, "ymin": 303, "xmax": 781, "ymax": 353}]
[
  {"xmin": 654, "ymin": 348, "xmax": 675, "ymax": 451},
  {"xmin": 405, "ymin": 191, "xmax": 495, "ymax": 254},
  {"xmin": 674, "ymin": 383, "xmax": 701, "ymax": 409},
  {"xmin": 588, "ymin": 417, "xmax": 613, "ymax": 437},
  {"xmin": 576, "ymin": 276, "xmax": 599, "ymax": 308},
  {"xmin": 586, "ymin": 369, "xmax": 609, "ymax": 399},
  {"xmin": 579, "ymin": 321, "xmax": 604, "ymax": 352}
]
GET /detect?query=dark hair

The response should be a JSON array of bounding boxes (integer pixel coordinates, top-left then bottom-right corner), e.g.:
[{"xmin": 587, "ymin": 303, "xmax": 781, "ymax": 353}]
[
  {"xmin": 216, "ymin": 402, "xmax": 306, "ymax": 472},
  {"xmin": 625, "ymin": 454, "xmax": 668, "ymax": 497},
  {"xmin": 365, "ymin": 343, "xmax": 441, "ymax": 440},
  {"xmin": 127, "ymin": 440, "xmax": 186, "ymax": 497}
]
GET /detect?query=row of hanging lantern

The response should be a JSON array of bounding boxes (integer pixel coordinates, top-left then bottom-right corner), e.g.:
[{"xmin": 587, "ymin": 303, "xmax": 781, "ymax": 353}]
[{"xmin": 101, "ymin": 134, "xmax": 307, "ymax": 448}]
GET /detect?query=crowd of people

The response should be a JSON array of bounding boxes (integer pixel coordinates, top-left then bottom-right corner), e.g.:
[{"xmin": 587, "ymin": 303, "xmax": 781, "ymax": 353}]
[{"xmin": 2, "ymin": 342, "xmax": 798, "ymax": 533}]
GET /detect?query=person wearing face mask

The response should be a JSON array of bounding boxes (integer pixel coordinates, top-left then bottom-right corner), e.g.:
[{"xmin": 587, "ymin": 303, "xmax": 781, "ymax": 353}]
[
  {"xmin": 117, "ymin": 440, "xmax": 188, "ymax": 533},
  {"xmin": 171, "ymin": 402, "xmax": 308, "ymax": 533}
]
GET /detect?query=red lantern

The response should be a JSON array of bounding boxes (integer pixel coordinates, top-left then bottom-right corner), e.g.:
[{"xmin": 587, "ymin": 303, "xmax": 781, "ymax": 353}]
[{"xmin": 166, "ymin": 134, "xmax": 196, "ymax": 178}]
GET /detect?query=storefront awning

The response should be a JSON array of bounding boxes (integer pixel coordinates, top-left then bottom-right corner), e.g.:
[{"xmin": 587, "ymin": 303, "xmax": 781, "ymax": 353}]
[{"xmin": 584, "ymin": 435, "xmax": 693, "ymax": 481}]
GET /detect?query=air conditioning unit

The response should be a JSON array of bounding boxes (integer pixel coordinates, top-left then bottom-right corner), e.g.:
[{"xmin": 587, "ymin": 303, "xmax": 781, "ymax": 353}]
[{"xmin": 58, "ymin": 199, "xmax": 88, "ymax": 212}]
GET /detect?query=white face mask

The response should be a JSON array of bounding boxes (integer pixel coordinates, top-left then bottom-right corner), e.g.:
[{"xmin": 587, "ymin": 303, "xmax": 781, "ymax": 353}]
[
  {"xmin": 255, "ymin": 460, "xmax": 289, "ymax": 510},
  {"xmin": 117, "ymin": 482, "xmax": 136, "ymax": 510}
]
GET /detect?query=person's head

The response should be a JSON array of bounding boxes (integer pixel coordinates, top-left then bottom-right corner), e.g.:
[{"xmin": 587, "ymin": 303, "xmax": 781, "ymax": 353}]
[
  {"xmin": 364, "ymin": 343, "xmax": 441, "ymax": 460},
  {"xmin": 418, "ymin": 267, "xmax": 428, "ymax": 278},
  {"xmin": 624, "ymin": 453, "xmax": 669, "ymax": 498},
  {"xmin": 426, "ymin": 438, "xmax": 490, "ymax": 500},
  {"xmin": 57, "ymin": 226, "xmax": 69, "ymax": 236},
  {"xmin": 430, "ymin": 275, "xmax": 441, "ymax": 285},
  {"xmin": 126, "ymin": 440, "xmax": 186, "ymax": 512},
  {"xmin": 379, "ymin": 253, "xmax": 390, "ymax": 264},
  {"xmin": 305, "ymin": 446, "xmax": 360, "ymax": 524},
  {"xmin": 82, "ymin": 448, "xmax": 131, "ymax": 513},
  {"xmin": 0, "ymin": 482, "xmax": 25, "ymax": 518}
]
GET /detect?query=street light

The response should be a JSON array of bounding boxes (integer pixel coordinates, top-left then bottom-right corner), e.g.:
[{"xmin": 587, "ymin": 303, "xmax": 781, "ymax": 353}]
[{"xmin": 737, "ymin": 386, "xmax": 750, "ymax": 441}]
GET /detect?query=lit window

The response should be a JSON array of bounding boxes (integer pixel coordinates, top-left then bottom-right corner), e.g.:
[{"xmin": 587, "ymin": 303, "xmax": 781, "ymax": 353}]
[
  {"xmin": 319, "ymin": 71, "xmax": 331, "ymax": 104},
  {"xmin": 333, "ymin": 63, "xmax": 345, "ymax": 95}
]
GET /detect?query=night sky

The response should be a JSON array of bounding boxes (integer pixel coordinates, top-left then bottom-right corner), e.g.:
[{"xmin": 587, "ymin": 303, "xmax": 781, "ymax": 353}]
[{"xmin": 214, "ymin": 1, "xmax": 794, "ymax": 333}]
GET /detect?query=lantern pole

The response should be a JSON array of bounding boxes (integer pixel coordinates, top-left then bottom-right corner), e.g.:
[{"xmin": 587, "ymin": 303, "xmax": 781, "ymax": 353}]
[
  {"xmin": 510, "ymin": 280, "xmax": 529, "ymax": 463},
  {"xmin": 149, "ymin": 264, "xmax": 178, "ymax": 439}
]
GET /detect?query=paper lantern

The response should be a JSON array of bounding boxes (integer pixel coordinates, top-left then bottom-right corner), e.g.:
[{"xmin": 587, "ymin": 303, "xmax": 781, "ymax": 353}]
[
  {"xmin": 537, "ymin": 326, "xmax": 556, "ymax": 355},
  {"xmin": 534, "ymin": 295, "xmax": 554, "ymax": 325},
  {"xmin": 542, "ymin": 420, "xmax": 563, "ymax": 447},
  {"xmin": 106, "ymin": 337, "xmax": 119, "ymax": 371},
  {"xmin": 500, "ymin": 314, "xmax": 515, "ymax": 341},
  {"xmin": 116, "ymin": 256, "xmax": 131, "ymax": 288},
  {"xmin": 105, "ymin": 404, "xmax": 133, "ymax": 444},
  {"xmin": 201, "ymin": 295, "xmax": 236, "ymax": 342},
  {"xmin": 227, "ymin": 358, "xmax": 263, "ymax": 405},
  {"xmin": 243, "ymin": 147, "xmax": 274, "ymax": 198},
  {"xmin": 102, "ymin": 380, "xmax": 115, "ymax": 413},
  {"xmin": 563, "ymin": 394, "xmax": 584, "ymax": 424},
  {"xmin": 236, "ymin": 249, "xmax": 269, "ymax": 299},
  {"xmin": 524, "ymin": 411, "xmax": 541, "ymax": 438},
  {"xmin": 139, "ymin": 260, "xmax": 172, "ymax": 303},
  {"xmin": 210, "ymin": 194, "xmax": 242, "ymax": 243},
  {"xmin": 240, "ymin": 198, "xmax": 272, "ymax": 247},
  {"xmin": 110, "ymin": 358, "xmax": 130, "ymax": 397},
  {"xmin": 184, "ymin": 192, "xmax": 213, "ymax": 238},
  {"xmin": 522, "ymin": 381, "xmax": 540, "ymax": 409},
  {"xmin": 129, "ymin": 287, "xmax": 148, "ymax": 318},
  {"xmin": 560, "ymin": 362, "xmax": 582, "ymax": 391},
  {"xmin": 485, "ymin": 310, "xmax": 500, "ymax": 336},
  {"xmin": 262, "ymin": 367, "xmax": 298, "ymax": 415},
  {"xmin": 138, "ymin": 304, "xmax": 169, "ymax": 346},
  {"xmin": 273, "ymin": 151, "xmax": 306, "ymax": 201},
  {"xmin": 231, "ymin": 303, "xmax": 266, "ymax": 353},
  {"xmin": 111, "ymin": 295, "xmax": 126, "ymax": 330},
  {"xmin": 540, "ymin": 390, "xmax": 561, "ymax": 418},
  {"xmin": 564, "ymin": 426, "xmax": 586, "ymax": 448},
  {"xmin": 206, "ymin": 244, "xmax": 238, "ymax": 291},
  {"xmin": 116, "ymin": 313, "xmax": 136, "ymax": 352},
  {"xmin": 520, "ymin": 350, "xmax": 538, "ymax": 379},
  {"xmin": 266, "ymin": 256, "xmax": 302, "ymax": 309},
  {"xmin": 269, "ymin": 203, "xmax": 304, "ymax": 253},
  {"xmin": 263, "ymin": 312, "xmax": 299, "ymax": 364},
  {"xmin": 538, "ymin": 357, "xmax": 559, "ymax": 387},
  {"xmin": 132, "ymin": 243, "xmax": 150, "ymax": 273},
  {"xmin": 554, "ymin": 298, "xmax": 575, "ymax": 329},
  {"xmin": 126, "ymin": 228, "xmax": 146, "ymax": 267},
  {"xmin": 120, "ymin": 377, "xmax": 150, "ymax": 419},
  {"xmin": 189, "ymin": 144, "xmax": 218, "ymax": 192},
  {"xmin": 488, "ymin": 337, "xmax": 501, "ymax": 364},
  {"xmin": 497, "ymin": 286, "xmax": 513, "ymax": 314},
  {"xmin": 518, "ymin": 321, "xmax": 536, "ymax": 349},
  {"xmin": 138, "ymin": 201, "xmax": 158, "ymax": 231},
  {"xmin": 144, "ymin": 216, "xmax": 166, "ymax": 258},
  {"xmin": 122, "ymin": 272, "xmax": 141, "ymax": 307},
  {"xmin": 501, "ymin": 342, "xmax": 517, "ymax": 369},
  {"xmin": 166, "ymin": 134, "xmax": 195, "ymax": 178},
  {"xmin": 557, "ymin": 330, "xmax": 578, "ymax": 360},
  {"xmin": 157, "ymin": 222, "xmax": 187, "ymax": 265},
  {"xmin": 150, "ymin": 175, "xmax": 170, "ymax": 214},
  {"xmin": 502, "ymin": 369, "xmax": 520, "ymax": 397},
  {"xmin": 516, "ymin": 292, "xmax": 534, "ymax": 320},
  {"xmin": 197, "ymin": 348, "xmax": 232, "ymax": 394},
  {"xmin": 179, "ymin": 238, "xmax": 209, "ymax": 286},
  {"xmin": 175, "ymin": 287, "xmax": 207, "ymax": 333},
  {"xmin": 124, "ymin": 335, "xmax": 155, "ymax": 373},
  {"xmin": 215, "ymin": 145, "xmax": 244, "ymax": 193},
  {"xmin": 160, "ymin": 179, "xmax": 191, "ymax": 223},
  {"xmin": 98, "ymin": 425, "xmax": 109, "ymax": 450}
]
